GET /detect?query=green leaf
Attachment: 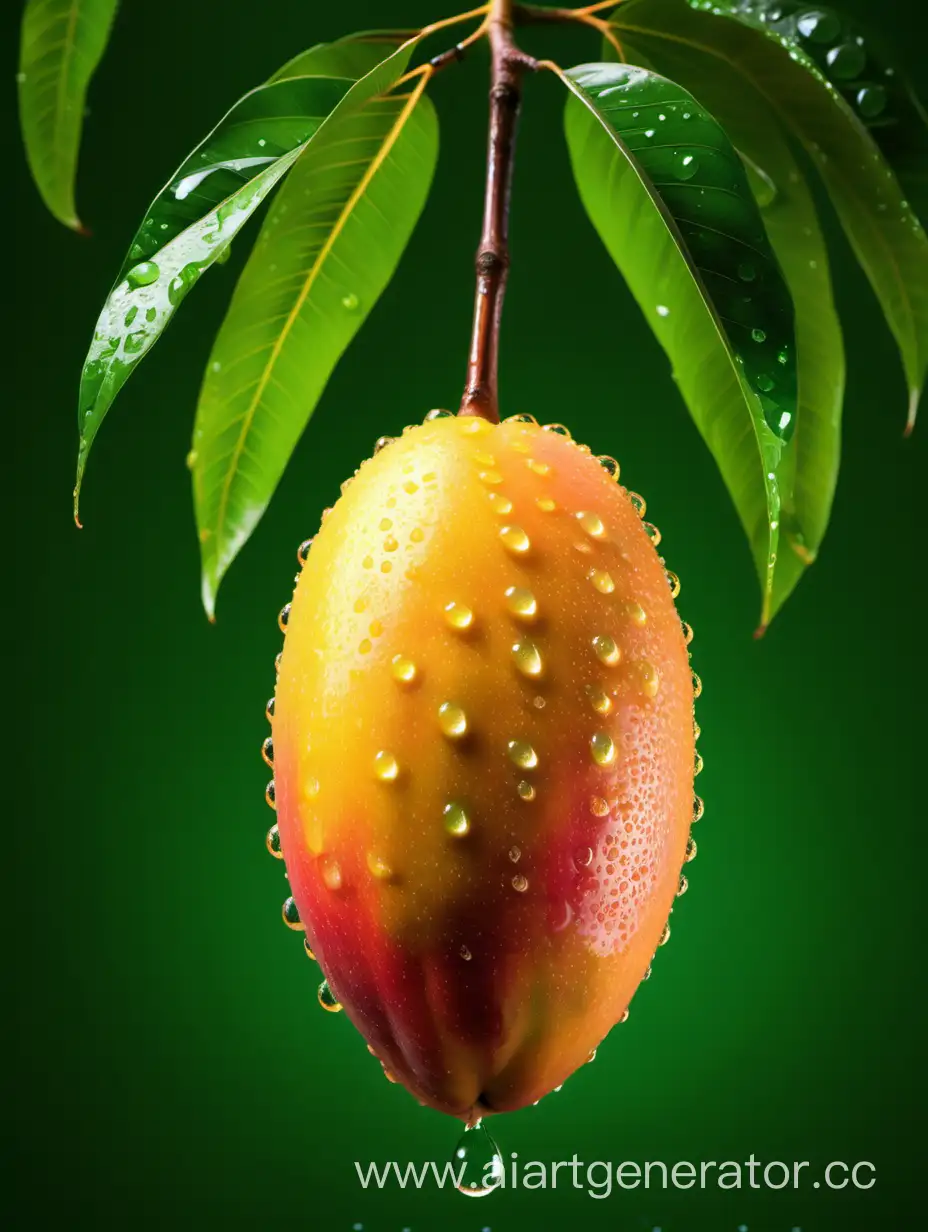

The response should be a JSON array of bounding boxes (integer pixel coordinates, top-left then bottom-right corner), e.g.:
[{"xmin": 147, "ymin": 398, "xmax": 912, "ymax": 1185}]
[
  {"xmin": 75, "ymin": 74, "xmax": 355, "ymax": 517},
  {"xmin": 193, "ymin": 63, "xmax": 439, "ymax": 616},
  {"xmin": 558, "ymin": 61, "xmax": 797, "ymax": 626},
  {"xmin": 616, "ymin": 0, "xmax": 928, "ymax": 430},
  {"xmin": 616, "ymin": 20, "xmax": 845, "ymax": 624},
  {"xmin": 18, "ymin": 0, "xmax": 119, "ymax": 229},
  {"xmin": 724, "ymin": 2, "xmax": 928, "ymax": 228},
  {"xmin": 270, "ymin": 30, "xmax": 413, "ymax": 83}
]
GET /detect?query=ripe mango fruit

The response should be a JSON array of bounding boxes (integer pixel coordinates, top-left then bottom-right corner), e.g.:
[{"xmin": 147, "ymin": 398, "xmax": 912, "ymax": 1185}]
[{"xmin": 269, "ymin": 412, "xmax": 698, "ymax": 1121}]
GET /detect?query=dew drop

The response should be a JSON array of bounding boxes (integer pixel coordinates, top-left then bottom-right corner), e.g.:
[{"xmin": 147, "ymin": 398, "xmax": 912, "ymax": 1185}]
[
  {"xmin": 487, "ymin": 492, "xmax": 513, "ymax": 515},
  {"xmin": 826, "ymin": 41, "xmax": 866, "ymax": 80},
  {"xmin": 511, "ymin": 639, "xmax": 543, "ymax": 678},
  {"xmin": 444, "ymin": 601, "xmax": 474, "ymax": 631},
  {"xmin": 517, "ymin": 779, "xmax": 536, "ymax": 801},
  {"xmin": 625, "ymin": 601, "xmax": 647, "ymax": 627},
  {"xmin": 585, "ymin": 684, "xmax": 613, "ymax": 715},
  {"xmin": 665, "ymin": 569, "xmax": 681, "ymax": 598},
  {"xmin": 797, "ymin": 10, "xmax": 841, "ymax": 43},
  {"xmin": 297, "ymin": 538, "xmax": 313, "ymax": 565},
  {"xmin": 318, "ymin": 979, "xmax": 342, "ymax": 1012},
  {"xmin": 460, "ymin": 944, "xmax": 473, "ymax": 960},
  {"xmin": 675, "ymin": 152, "xmax": 698, "ymax": 180},
  {"xmin": 341, "ymin": 292, "xmax": 359, "ymax": 310},
  {"xmin": 682, "ymin": 620, "xmax": 694, "ymax": 645},
  {"xmin": 535, "ymin": 496, "xmax": 557, "ymax": 512},
  {"xmin": 752, "ymin": 327, "xmax": 767, "ymax": 343},
  {"xmin": 593, "ymin": 634, "xmax": 621, "ymax": 666},
  {"xmin": 391, "ymin": 654, "xmax": 418, "ymax": 685},
  {"xmin": 278, "ymin": 603, "xmax": 291, "ymax": 631},
  {"xmin": 261, "ymin": 736, "xmax": 274, "ymax": 767},
  {"xmin": 695, "ymin": 751, "xmax": 705, "ymax": 776},
  {"xmin": 304, "ymin": 776, "xmax": 320, "ymax": 800},
  {"xmin": 588, "ymin": 568, "xmax": 615, "ymax": 595},
  {"xmin": 738, "ymin": 262, "xmax": 756, "ymax": 282},
  {"xmin": 265, "ymin": 780, "xmax": 276, "ymax": 809},
  {"xmin": 443, "ymin": 801, "xmax": 471, "ymax": 837},
  {"xmin": 509, "ymin": 845, "xmax": 522, "ymax": 863},
  {"xmin": 321, "ymin": 856, "xmax": 343, "ymax": 891},
  {"xmin": 425, "ymin": 407, "xmax": 454, "ymax": 421},
  {"xmin": 373, "ymin": 750, "xmax": 399, "ymax": 782},
  {"xmin": 590, "ymin": 796, "xmax": 610, "ymax": 818},
  {"xmin": 543, "ymin": 423, "xmax": 572, "ymax": 437},
  {"xmin": 126, "ymin": 261, "xmax": 160, "ymax": 288},
  {"xmin": 677, "ymin": 873, "xmax": 689, "ymax": 897},
  {"xmin": 659, "ymin": 921, "xmax": 671, "ymax": 946},
  {"xmin": 478, "ymin": 469, "xmax": 503, "ymax": 486},
  {"xmin": 642, "ymin": 521, "xmax": 662, "ymax": 546},
  {"xmin": 373, "ymin": 435, "xmax": 395, "ymax": 454},
  {"xmin": 266, "ymin": 823, "xmax": 282, "ymax": 858},
  {"xmin": 282, "ymin": 896, "xmax": 302, "ymax": 929},
  {"xmin": 685, "ymin": 836, "xmax": 698, "ymax": 862},
  {"xmin": 576, "ymin": 510, "xmax": 606, "ymax": 539},
  {"xmin": 507, "ymin": 739, "xmax": 538, "ymax": 770},
  {"xmin": 499, "ymin": 525, "xmax": 531, "ymax": 554},
  {"xmin": 527, "ymin": 458, "xmax": 550, "ymax": 476},
  {"xmin": 504, "ymin": 412, "xmax": 538, "ymax": 424},
  {"xmin": 639, "ymin": 660, "xmax": 661, "ymax": 699},
  {"xmin": 693, "ymin": 795, "xmax": 705, "ymax": 823},
  {"xmin": 438, "ymin": 701, "xmax": 468, "ymax": 739},
  {"xmin": 692, "ymin": 670, "xmax": 703, "ymax": 699},
  {"xmin": 598, "ymin": 455, "xmax": 620, "ymax": 479},
  {"xmin": 511, "ymin": 873, "xmax": 529, "ymax": 893},
  {"xmin": 303, "ymin": 937, "xmax": 315, "ymax": 960},
  {"xmin": 756, "ymin": 373, "xmax": 775, "ymax": 393},
  {"xmin": 452, "ymin": 1122, "xmax": 503, "ymax": 1196},
  {"xmin": 656, "ymin": 304, "xmax": 670, "ymax": 318},
  {"xmin": 856, "ymin": 84, "xmax": 887, "ymax": 118},
  {"xmin": 628, "ymin": 491, "xmax": 646, "ymax": 517},
  {"xmin": 574, "ymin": 845, "xmax": 594, "ymax": 868},
  {"xmin": 590, "ymin": 731, "xmax": 616, "ymax": 767},
  {"xmin": 366, "ymin": 852, "xmax": 393, "ymax": 881},
  {"xmin": 504, "ymin": 586, "xmax": 538, "ymax": 620}
]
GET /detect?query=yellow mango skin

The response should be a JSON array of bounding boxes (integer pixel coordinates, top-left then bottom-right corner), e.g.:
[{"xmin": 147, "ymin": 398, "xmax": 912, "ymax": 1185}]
[{"xmin": 273, "ymin": 415, "xmax": 695, "ymax": 1121}]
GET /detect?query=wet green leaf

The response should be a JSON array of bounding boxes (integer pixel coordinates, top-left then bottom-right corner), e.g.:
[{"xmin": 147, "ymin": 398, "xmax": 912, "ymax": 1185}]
[
  {"xmin": 193, "ymin": 61, "xmax": 438, "ymax": 616},
  {"xmin": 617, "ymin": 20, "xmax": 845, "ymax": 625},
  {"xmin": 270, "ymin": 29, "xmax": 413, "ymax": 83},
  {"xmin": 559, "ymin": 61, "xmax": 796, "ymax": 626},
  {"xmin": 76, "ymin": 74, "xmax": 356, "ymax": 517},
  {"xmin": 615, "ymin": 0, "xmax": 928, "ymax": 430},
  {"xmin": 18, "ymin": 0, "xmax": 118, "ymax": 229}
]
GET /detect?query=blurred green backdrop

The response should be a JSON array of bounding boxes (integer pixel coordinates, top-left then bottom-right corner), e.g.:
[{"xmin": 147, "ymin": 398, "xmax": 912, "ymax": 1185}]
[{"xmin": 8, "ymin": 1, "xmax": 924, "ymax": 1229}]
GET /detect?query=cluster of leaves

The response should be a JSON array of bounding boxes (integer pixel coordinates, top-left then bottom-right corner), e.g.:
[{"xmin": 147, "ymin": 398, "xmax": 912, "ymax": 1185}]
[{"xmin": 17, "ymin": 0, "xmax": 927, "ymax": 626}]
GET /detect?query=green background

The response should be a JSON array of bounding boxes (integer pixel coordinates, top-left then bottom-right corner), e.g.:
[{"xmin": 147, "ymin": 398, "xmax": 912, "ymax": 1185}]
[{"xmin": 9, "ymin": 1, "xmax": 923, "ymax": 1229}]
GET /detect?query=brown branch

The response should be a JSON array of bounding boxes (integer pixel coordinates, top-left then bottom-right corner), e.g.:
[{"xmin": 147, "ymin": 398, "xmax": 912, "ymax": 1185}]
[{"xmin": 459, "ymin": 0, "xmax": 537, "ymax": 421}]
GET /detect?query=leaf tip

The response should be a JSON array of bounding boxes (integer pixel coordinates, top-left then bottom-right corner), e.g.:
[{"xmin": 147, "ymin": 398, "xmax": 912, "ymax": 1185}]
[
  {"xmin": 753, "ymin": 621, "xmax": 768, "ymax": 641},
  {"xmin": 200, "ymin": 569, "xmax": 218, "ymax": 624},
  {"xmin": 904, "ymin": 386, "xmax": 920, "ymax": 437}
]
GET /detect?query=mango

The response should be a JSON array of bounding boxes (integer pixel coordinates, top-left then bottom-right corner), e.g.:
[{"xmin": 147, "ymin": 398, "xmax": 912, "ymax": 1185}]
[{"xmin": 268, "ymin": 412, "xmax": 699, "ymax": 1121}]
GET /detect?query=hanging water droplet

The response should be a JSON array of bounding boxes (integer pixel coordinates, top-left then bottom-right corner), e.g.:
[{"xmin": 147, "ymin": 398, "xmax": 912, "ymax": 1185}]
[
  {"xmin": 685, "ymin": 836, "xmax": 698, "ymax": 862},
  {"xmin": 507, "ymin": 739, "xmax": 538, "ymax": 770},
  {"xmin": 593, "ymin": 634, "xmax": 621, "ymax": 666},
  {"xmin": 266, "ymin": 823, "xmax": 282, "ymax": 858},
  {"xmin": 598, "ymin": 455, "xmax": 620, "ymax": 479},
  {"xmin": 438, "ymin": 701, "xmax": 468, "ymax": 739},
  {"xmin": 511, "ymin": 639, "xmax": 543, "ymax": 678},
  {"xmin": 659, "ymin": 920, "xmax": 671, "ymax": 946},
  {"xmin": 665, "ymin": 569, "xmax": 681, "ymax": 598},
  {"xmin": 590, "ymin": 731, "xmax": 616, "ymax": 767},
  {"xmin": 642, "ymin": 521, "xmax": 662, "ymax": 546},
  {"xmin": 425, "ymin": 407, "xmax": 453, "ymax": 421},
  {"xmin": 682, "ymin": 621, "xmax": 694, "ymax": 645},
  {"xmin": 693, "ymin": 794, "xmax": 705, "ymax": 823},
  {"xmin": 677, "ymin": 873, "xmax": 689, "ymax": 897},
  {"xmin": 695, "ymin": 751, "xmax": 705, "ymax": 776},
  {"xmin": 543, "ymin": 423, "xmax": 572, "ymax": 437},
  {"xmin": 373, "ymin": 750, "xmax": 399, "ymax": 782},
  {"xmin": 444, "ymin": 601, "xmax": 474, "ymax": 631},
  {"xmin": 318, "ymin": 979, "xmax": 342, "ymax": 1012},
  {"xmin": 303, "ymin": 937, "xmax": 315, "ymax": 960},
  {"xmin": 262, "ymin": 736, "xmax": 274, "ymax": 767},
  {"xmin": 443, "ymin": 801, "xmax": 471, "ymax": 837},
  {"xmin": 692, "ymin": 670, "xmax": 703, "ymax": 698},
  {"xmin": 126, "ymin": 261, "xmax": 160, "ymax": 289},
  {"xmin": 265, "ymin": 780, "xmax": 276, "ymax": 809},
  {"xmin": 856, "ymin": 83, "xmax": 887, "ymax": 118},
  {"xmin": 499, "ymin": 525, "xmax": 531, "ymax": 554},
  {"xmin": 373, "ymin": 435, "xmax": 395, "ymax": 454},
  {"xmin": 297, "ymin": 537, "xmax": 313, "ymax": 565},
  {"xmin": 675, "ymin": 152, "xmax": 698, "ymax": 180},
  {"xmin": 278, "ymin": 603, "xmax": 291, "ymax": 631},
  {"xmin": 265, "ymin": 696, "xmax": 275, "ymax": 722},
  {"xmin": 282, "ymin": 896, "xmax": 302, "ymax": 929},
  {"xmin": 517, "ymin": 779, "xmax": 536, "ymax": 801},
  {"xmin": 826, "ymin": 41, "xmax": 866, "ymax": 80},
  {"xmin": 341, "ymin": 292, "xmax": 359, "ymax": 311},
  {"xmin": 391, "ymin": 654, "xmax": 418, "ymax": 685},
  {"xmin": 452, "ymin": 1122, "xmax": 504, "ymax": 1196},
  {"xmin": 504, "ymin": 412, "xmax": 538, "ymax": 424},
  {"xmin": 796, "ymin": 10, "xmax": 841, "ymax": 43}
]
